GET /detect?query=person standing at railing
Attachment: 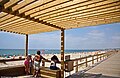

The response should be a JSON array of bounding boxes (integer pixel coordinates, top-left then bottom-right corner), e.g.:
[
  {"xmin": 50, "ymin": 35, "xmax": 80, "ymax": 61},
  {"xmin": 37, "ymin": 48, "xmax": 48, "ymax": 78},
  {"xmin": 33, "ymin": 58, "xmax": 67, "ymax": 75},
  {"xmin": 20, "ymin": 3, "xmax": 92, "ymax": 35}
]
[{"xmin": 33, "ymin": 50, "xmax": 48, "ymax": 77}]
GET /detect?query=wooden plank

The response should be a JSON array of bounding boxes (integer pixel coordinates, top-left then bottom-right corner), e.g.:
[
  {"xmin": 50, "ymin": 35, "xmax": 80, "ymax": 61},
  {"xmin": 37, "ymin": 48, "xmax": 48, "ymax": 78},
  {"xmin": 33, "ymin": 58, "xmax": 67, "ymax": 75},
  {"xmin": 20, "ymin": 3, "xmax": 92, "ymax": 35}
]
[
  {"xmin": 25, "ymin": 0, "xmax": 73, "ymax": 16},
  {"xmin": 43, "ymin": 1, "xmax": 120, "ymax": 21},
  {"xmin": 34, "ymin": 0, "xmax": 104, "ymax": 19},
  {"xmin": 20, "ymin": 27, "xmax": 57, "ymax": 34},
  {"xmin": 0, "ymin": 18, "xmax": 25, "ymax": 27},
  {"xmin": 49, "ymin": 8, "xmax": 120, "ymax": 24},
  {"xmin": 56, "ymin": 16, "xmax": 120, "ymax": 29},
  {"xmin": 0, "ymin": 12, "xmax": 8, "ymax": 18},
  {"xmin": 0, "ymin": 20, "xmax": 29, "ymax": 29},
  {"xmin": 0, "ymin": 28, "xmax": 25, "ymax": 34},
  {"xmin": 4, "ymin": 0, "xmax": 21, "ymax": 9},
  {"xmin": 2, "ymin": 20, "xmax": 34, "ymax": 28},
  {"xmin": 51, "ymin": 11, "xmax": 120, "ymax": 25},
  {"xmin": 1, "ymin": 20, "xmax": 51, "ymax": 30},
  {"xmin": 30, "ymin": 0, "xmax": 89, "ymax": 18},
  {"xmin": 7, "ymin": 24, "xmax": 50, "ymax": 32},
  {"xmin": 2, "ymin": 24, "xmax": 57, "ymax": 34},
  {"xmin": 0, "ymin": 14, "xmax": 14, "ymax": 22},
  {"xmin": 0, "ymin": 0, "xmax": 9, "ymax": 5},
  {"xmin": 27, "ymin": 29, "xmax": 57, "ymax": 34},
  {"xmin": 19, "ymin": 0, "xmax": 54, "ymax": 14},
  {"xmin": 23, "ymin": 28, "xmax": 55, "ymax": 34},
  {"xmin": 12, "ymin": 0, "xmax": 38, "ymax": 12},
  {"xmin": 52, "ymin": 12, "xmax": 120, "ymax": 27},
  {"xmin": 75, "ymin": 17, "xmax": 120, "ymax": 29},
  {"xmin": 0, "ymin": 16, "xmax": 20, "ymax": 26}
]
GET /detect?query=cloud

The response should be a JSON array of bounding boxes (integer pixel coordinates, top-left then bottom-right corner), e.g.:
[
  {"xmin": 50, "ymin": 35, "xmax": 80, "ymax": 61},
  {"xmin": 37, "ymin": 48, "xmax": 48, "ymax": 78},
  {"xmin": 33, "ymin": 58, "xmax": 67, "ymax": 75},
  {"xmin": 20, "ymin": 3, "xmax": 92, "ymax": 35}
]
[
  {"xmin": 87, "ymin": 30, "xmax": 104, "ymax": 37},
  {"xmin": 28, "ymin": 31, "xmax": 61, "ymax": 49}
]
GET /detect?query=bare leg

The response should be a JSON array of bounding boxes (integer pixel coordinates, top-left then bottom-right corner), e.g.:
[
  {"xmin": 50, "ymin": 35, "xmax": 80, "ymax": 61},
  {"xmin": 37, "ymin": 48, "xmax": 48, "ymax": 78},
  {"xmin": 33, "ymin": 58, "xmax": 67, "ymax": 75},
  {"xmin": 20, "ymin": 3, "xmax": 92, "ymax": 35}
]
[{"xmin": 33, "ymin": 69, "xmax": 36, "ymax": 77}]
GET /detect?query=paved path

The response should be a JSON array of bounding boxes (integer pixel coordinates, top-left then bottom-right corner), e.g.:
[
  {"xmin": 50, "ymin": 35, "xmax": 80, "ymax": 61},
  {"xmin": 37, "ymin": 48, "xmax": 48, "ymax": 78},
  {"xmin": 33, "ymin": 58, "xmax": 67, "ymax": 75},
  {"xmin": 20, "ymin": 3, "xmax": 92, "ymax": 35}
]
[{"xmin": 86, "ymin": 51, "xmax": 120, "ymax": 78}]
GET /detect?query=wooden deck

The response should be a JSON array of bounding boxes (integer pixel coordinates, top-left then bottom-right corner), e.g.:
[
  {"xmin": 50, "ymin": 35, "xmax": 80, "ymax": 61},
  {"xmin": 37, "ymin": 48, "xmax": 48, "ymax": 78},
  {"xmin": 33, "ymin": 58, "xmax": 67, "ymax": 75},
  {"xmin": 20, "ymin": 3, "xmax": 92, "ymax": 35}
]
[
  {"xmin": 85, "ymin": 51, "xmax": 120, "ymax": 78},
  {"xmin": 66, "ymin": 51, "xmax": 120, "ymax": 78}
]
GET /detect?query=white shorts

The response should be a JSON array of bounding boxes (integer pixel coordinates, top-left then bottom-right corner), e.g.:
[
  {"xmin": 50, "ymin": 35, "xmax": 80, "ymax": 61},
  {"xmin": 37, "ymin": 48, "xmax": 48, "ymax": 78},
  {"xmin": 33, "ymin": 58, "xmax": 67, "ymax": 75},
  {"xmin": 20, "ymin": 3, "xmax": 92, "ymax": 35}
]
[{"xmin": 34, "ymin": 61, "xmax": 40, "ymax": 71}]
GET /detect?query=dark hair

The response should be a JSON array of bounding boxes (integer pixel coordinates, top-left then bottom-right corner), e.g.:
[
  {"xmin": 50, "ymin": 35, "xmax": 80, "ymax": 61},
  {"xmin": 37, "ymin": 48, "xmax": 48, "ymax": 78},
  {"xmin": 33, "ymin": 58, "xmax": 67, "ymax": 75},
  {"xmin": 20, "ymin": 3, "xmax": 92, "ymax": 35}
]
[
  {"xmin": 37, "ymin": 50, "xmax": 41, "ymax": 55},
  {"xmin": 51, "ymin": 55, "xmax": 59, "ymax": 63}
]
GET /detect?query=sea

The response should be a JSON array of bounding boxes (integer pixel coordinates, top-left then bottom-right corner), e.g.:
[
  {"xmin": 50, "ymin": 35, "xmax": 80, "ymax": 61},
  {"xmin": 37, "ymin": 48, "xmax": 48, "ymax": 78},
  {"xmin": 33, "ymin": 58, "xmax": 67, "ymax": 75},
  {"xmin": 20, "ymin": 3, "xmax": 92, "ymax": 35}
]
[{"xmin": 0, "ymin": 49, "xmax": 100, "ymax": 57}]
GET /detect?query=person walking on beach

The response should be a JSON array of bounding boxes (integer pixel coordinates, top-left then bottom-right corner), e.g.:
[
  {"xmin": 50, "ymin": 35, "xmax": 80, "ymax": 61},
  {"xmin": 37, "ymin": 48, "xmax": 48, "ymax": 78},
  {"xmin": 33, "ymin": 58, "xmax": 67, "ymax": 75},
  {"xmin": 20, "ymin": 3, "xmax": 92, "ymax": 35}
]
[{"xmin": 33, "ymin": 50, "xmax": 48, "ymax": 77}]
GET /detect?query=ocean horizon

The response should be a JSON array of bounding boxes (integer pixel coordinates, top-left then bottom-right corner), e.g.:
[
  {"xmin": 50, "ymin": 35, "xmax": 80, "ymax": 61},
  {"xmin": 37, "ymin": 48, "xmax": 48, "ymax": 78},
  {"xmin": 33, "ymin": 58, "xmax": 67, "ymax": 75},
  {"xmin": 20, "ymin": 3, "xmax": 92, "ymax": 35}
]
[{"xmin": 0, "ymin": 49, "xmax": 102, "ymax": 56}]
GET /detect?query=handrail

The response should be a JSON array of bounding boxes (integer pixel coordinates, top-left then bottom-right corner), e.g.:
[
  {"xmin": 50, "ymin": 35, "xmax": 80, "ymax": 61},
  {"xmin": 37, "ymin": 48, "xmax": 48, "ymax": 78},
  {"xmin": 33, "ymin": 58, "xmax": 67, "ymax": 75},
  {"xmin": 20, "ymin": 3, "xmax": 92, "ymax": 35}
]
[
  {"xmin": 0, "ymin": 58, "xmax": 25, "ymax": 62},
  {"xmin": 69, "ymin": 51, "xmax": 117, "ymax": 73},
  {"xmin": 42, "ymin": 51, "xmax": 117, "ymax": 68}
]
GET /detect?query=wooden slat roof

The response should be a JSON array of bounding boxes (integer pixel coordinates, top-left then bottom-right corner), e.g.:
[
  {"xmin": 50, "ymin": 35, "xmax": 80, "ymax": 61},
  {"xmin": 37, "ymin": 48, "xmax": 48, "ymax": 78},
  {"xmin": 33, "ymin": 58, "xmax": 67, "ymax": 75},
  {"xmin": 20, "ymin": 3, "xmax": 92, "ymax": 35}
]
[{"xmin": 0, "ymin": 0, "xmax": 120, "ymax": 35}]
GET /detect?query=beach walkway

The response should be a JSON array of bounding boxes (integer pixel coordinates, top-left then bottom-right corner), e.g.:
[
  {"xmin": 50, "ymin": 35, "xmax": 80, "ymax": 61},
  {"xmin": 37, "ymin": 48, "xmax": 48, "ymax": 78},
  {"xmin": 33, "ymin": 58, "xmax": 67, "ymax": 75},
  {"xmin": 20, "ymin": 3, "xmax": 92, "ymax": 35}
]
[
  {"xmin": 67, "ymin": 51, "xmax": 120, "ymax": 78},
  {"xmin": 86, "ymin": 51, "xmax": 120, "ymax": 78}
]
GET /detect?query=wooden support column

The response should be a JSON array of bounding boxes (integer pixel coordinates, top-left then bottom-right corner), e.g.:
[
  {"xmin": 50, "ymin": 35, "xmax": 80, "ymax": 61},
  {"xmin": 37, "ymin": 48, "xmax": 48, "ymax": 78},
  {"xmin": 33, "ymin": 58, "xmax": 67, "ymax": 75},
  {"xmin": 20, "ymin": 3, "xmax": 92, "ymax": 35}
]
[
  {"xmin": 61, "ymin": 29, "xmax": 64, "ymax": 78},
  {"xmin": 25, "ymin": 34, "xmax": 28, "ymax": 56}
]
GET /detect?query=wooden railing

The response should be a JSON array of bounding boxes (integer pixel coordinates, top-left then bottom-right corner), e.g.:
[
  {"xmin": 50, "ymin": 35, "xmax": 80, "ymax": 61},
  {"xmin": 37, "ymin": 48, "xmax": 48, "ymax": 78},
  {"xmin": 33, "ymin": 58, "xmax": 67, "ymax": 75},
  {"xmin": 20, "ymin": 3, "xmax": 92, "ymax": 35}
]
[
  {"xmin": 0, "ymin": 50, "xmax": 117, "ymax": 77},
  {"xmin": 0, "ymin": 58, "xmax": 25, "ymax": 63},
  {"xmin": 42, "ymin": 50, "xmax": 117, "ymax": 75},
  {"xmin": 66, "ymin": 50, "xmax": 117, "ymax": 73}
]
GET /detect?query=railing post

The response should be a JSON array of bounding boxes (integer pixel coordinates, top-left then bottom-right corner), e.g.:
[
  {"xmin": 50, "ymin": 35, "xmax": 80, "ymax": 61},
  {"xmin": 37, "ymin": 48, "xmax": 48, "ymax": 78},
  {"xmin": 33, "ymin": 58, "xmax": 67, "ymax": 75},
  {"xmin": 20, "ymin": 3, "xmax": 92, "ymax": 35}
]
[
  {"xmin": 103, "ymin": 54, "xmax": 105, "ymax": 59},
  {"xmin": 86, "ymin": 57, "xmax": 88, "ymax": 67},
  {"xmin": 107, "ymin": 53, "xmax": 109, "ymax": 58},
  {"xmin": 92, "ymin": 56, "xmax": 94, "ymax": 64},
  {"xmin": 97, "ymin": 54, "xmax": 98, "ymax": 62},
  {"xmin": 75, "ymin": 60, "xmax": 78, "ymax": 73},
  {"xmin": 100, "ymin": 54, "xmax": 102, "ymax": 60},
  {"xmin": 80, "ymin": 55, "xmax": 81, "ymax": 62}
]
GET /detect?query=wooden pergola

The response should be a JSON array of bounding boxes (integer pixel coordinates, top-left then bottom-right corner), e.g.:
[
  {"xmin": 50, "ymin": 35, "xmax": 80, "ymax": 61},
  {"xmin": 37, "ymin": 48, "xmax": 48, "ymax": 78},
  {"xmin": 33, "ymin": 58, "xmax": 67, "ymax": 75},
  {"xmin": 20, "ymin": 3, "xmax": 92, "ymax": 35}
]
[{"xmin": 0, "ymin": 0, "xmax": 120, "ymax": 78}]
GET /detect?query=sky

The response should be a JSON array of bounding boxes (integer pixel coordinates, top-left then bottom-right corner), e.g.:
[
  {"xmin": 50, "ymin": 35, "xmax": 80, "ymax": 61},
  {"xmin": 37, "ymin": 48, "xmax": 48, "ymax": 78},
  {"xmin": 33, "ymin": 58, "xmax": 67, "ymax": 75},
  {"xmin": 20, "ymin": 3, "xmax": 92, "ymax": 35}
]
[{"xmin": 0, "ymin": 23, "xmax": 120, "ymax": 50}]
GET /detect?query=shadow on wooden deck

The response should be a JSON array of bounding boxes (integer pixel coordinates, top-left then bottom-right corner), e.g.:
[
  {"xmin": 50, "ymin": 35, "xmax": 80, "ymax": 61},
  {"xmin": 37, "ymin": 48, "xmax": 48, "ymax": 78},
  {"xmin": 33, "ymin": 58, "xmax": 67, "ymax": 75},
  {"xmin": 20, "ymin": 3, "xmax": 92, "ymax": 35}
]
[{"xmin": 66, "ymin": 73, "xmax": 120, "ymax": 78}]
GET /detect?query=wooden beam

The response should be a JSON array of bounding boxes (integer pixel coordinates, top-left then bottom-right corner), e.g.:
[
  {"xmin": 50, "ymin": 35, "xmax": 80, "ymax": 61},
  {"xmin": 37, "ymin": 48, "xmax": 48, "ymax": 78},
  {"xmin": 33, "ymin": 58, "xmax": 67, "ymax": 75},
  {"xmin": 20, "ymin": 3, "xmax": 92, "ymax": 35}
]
[
  {"xmin": 0, "ymin": 28, "xmax": 25, "ymax": 35},
  {"xmin": 61, "ymin": 29, "xmax": 65, "ymax": 78},
  {"xmin": 4, "ymin": 0, "xmax": 22, "ymax": 9},
  {"xmin": 25, "ymin": 34, "xmax": 28, "ymax": 56},
  {"xmin": 0, "ymin": 18, "xmax": 25, "ymax": 27},
  {"xmin": 46, "ymin": 7, "xmax": 120, "ymax": 23},
  {"xmin": 47, "ymin": 10, "xmax": 120, "ymax": 24},
  {"xmin": 34, "ymin": 0, "xmax": 102, "ymax": 19},
  {"xmin": 25, "ymin": 0, "xmax": 73, "ymax": 16},
  {"xmin": 0, "ymin": 0, "xmax": 9, "ymax": 6},
  {"xmin": 19, "ymin": 0, "xmax": 55, "ymax": 14},
  {"xmin": 53, "ymin": 11, "xmax": 120, "ymax": 25},
  {"xmin": 12, "ymin": 0, "xmax": 38, "ymax": 12},
  {"xmin": 0, "ymin": 0, "xmax": 63, "ymax": 30},
  {"xmin": 43, "ymin": 1, "xmax": 120, "ymax": 21}
]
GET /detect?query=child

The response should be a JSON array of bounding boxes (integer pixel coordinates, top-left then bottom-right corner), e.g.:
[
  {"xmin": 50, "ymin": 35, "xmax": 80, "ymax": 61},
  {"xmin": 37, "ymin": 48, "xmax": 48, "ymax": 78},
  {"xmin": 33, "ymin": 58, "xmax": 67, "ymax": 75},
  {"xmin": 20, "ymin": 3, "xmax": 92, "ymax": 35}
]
[
  {"xmin": 24, "ymin": 56, "xmax": 30, "ymax": 75},
  {"xmin": 50, "ymin": 55, "xmax": 60, "ymax": 70},
  {"xmin": 28, "ymin": 54, "xmax": 32, "ymax": 74}
]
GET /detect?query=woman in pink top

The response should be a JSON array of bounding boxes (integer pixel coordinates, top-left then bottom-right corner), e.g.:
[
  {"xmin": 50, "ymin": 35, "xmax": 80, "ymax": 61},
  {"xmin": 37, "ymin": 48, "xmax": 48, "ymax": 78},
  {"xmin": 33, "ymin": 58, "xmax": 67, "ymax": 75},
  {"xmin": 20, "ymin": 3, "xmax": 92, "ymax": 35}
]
[{"xmin": 24, "ymin": 56, "xmax": 30, "ymax": 75}]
